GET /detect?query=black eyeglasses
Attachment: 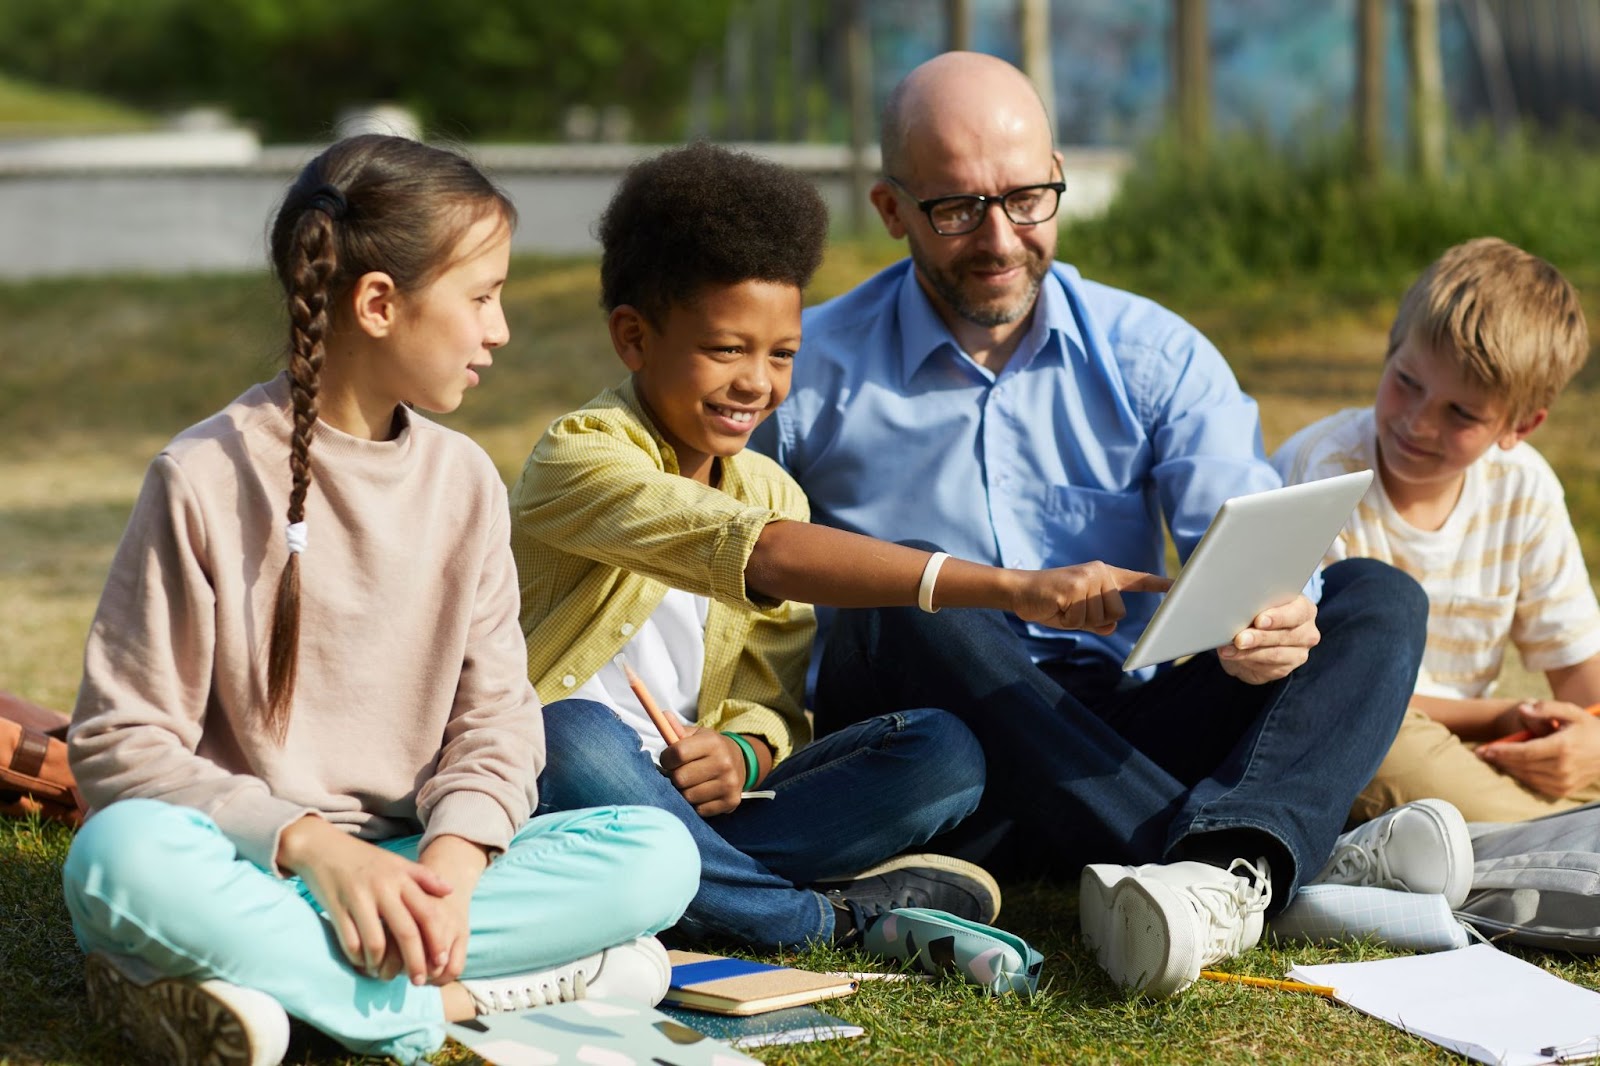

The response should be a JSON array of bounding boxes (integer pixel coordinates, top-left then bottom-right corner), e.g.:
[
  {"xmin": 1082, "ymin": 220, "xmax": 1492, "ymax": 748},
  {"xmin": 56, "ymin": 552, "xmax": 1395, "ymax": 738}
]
[{"xmin": 884, "ymin": 173, "xmax": 1067, "ymax": 236}]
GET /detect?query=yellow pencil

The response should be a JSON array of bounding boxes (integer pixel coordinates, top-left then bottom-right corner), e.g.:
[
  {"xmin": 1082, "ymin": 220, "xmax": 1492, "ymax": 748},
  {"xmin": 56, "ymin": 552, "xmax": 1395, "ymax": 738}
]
[{"xmin": 1198, "ymin": 970, "xmax": 1337, "ymax": 998}]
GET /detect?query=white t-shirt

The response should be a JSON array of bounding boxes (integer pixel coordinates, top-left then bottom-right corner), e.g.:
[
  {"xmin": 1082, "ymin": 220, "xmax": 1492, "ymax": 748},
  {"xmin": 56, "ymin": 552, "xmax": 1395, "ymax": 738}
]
[
  {"xmin": 572, "ymin": 586, "xmax": 711, "ymax": 760},
  {"xmin": 1273, "ymin": 406, "xmax": 1600, "ymax": 699}
]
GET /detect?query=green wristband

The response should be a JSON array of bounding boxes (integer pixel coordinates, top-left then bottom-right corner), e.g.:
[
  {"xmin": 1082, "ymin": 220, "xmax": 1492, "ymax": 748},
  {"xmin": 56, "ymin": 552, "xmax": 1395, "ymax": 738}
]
[{"xmin": 722, "ymin": 731, "xmax": 760, "ymax": 791}]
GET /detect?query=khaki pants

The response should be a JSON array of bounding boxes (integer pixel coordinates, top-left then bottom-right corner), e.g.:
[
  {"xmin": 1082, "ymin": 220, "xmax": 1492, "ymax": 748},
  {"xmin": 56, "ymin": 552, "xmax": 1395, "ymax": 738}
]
[{"xmin": 1351, "ymin": 708, "xmax": 1600, "ymax": 825}]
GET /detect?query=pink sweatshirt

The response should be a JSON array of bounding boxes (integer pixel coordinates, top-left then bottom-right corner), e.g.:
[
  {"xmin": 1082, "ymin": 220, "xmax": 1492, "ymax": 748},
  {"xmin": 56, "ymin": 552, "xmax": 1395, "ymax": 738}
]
[{"xmin": 70, "ymin": 374, "xmax": 544, "ymax": 870}]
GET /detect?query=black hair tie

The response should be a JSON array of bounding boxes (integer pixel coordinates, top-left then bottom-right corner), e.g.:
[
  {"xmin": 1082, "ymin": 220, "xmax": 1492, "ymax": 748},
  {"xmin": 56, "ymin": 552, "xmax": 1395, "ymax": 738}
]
[{"xmin": 306, "ymin": 184, "xmax": 348, "ymax": 221}]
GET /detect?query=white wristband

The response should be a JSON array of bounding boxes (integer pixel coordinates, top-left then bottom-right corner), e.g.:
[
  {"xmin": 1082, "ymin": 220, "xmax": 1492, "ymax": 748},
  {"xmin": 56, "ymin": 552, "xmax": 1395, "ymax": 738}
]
[{"xmin": 917, "ymin": 551, "xmax": 950, "ymax": 613}]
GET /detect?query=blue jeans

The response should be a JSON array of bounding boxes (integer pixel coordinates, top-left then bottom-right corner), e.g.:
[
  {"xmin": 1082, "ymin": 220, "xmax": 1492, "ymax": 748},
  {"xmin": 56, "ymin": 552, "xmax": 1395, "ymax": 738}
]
[
  {"xmin": 536, "ymin": 698, "xmax": 985, "ymax": 949},
  {"xmin": 62, "ymin": 799, "xmax": 698, "ymax": 1063},
  {"xmin": 815, "ymin": 557, "xmax": 1425, "ymax": 910}
]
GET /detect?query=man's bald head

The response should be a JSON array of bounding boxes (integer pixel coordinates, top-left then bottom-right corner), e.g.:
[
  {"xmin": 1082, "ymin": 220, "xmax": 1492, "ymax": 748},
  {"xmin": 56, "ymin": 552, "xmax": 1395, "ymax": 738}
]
[{"xmin": 880, "ymin": 51, "xmax": 1054, "ymax": 180}]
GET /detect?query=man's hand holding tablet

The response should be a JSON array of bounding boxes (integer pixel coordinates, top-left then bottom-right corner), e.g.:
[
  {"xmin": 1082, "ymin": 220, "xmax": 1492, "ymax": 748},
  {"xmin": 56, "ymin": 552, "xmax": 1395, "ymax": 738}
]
[{"xmin": 1120, "ymin": 470, "xmax": 1375, "ymax": 676}]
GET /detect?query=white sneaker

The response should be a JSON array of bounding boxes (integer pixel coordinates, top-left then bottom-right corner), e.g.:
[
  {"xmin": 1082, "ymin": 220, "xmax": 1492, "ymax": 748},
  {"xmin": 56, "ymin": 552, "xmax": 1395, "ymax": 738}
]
[
  {"xmin": 1079, "ymin": 858, "xmax": 1271, "ymax": 999},
  {"xmin": 460, "ymin": 936, "xmax": 671, "ymax": 1015},
  {"xmin": 83, "ymin": 951, "xmax": 289, "ymax": 1066},
  {"xmin": 1311, "ymin": 798, "xmax": 1473, "ymax": 908}
]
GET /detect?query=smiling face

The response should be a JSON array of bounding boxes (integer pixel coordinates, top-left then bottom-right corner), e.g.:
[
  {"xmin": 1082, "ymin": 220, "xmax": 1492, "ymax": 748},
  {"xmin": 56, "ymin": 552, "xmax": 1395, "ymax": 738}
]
[
  {"xmin": 612, "ymin": 279, "xmax": 801, "ymax": 485},
  {"xmin": 871, "ymin": 53, "xmax": 1060, "ymax": 343},
  {"xmin": 888, "ymin": 149, "xmax": 1059, "ymax": 332},
  {"xmin": 1374, "ymin": 334, "xmax": 1542, "ymax": 511},
  {"xmin": 385, "ymin": 211, "xmax": 512, "ymax": 415}
]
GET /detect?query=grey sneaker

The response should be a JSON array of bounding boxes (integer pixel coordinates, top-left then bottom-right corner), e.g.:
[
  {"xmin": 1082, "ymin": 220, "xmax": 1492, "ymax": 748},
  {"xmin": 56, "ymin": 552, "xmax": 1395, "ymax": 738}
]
[
  {"xmin": 1311, "ymin": 798, "xmax": 1473, "ymax": 908},
  {"xmin": 83, "ymin": 951, "xmax": 289, "ymax": 1066},
  {"xmin": 1079, "ymin": 857, "xmax": 1271, "ymax": 999},
  {"xmin": 460, "ymin": 936, "xmax": 671, "ymax": 1015},
  {"xmin": 818, "ymin": 853, "xmax": 1002, "ymax": 941}
]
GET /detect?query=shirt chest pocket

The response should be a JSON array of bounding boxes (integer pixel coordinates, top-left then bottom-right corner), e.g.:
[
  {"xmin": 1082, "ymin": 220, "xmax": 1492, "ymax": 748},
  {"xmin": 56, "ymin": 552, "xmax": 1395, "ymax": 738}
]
[{"xmin": 1045, "ymin": 484, "xmax": 1155, "ymax": 566}]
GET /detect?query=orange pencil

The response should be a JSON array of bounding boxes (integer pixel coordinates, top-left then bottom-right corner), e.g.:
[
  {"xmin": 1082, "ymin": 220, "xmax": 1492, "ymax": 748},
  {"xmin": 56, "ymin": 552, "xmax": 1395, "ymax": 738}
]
[
  {"xmin": 619, "ymin": 658, "xmax": 682, "ymax": 745},
  {"xmin": 1198, "ymin": 970, "xmax": 1336, "ymax": 998},
  {"xmin": 1484, "ymin": 701, "xmax": 1600, "ymax": 747}
]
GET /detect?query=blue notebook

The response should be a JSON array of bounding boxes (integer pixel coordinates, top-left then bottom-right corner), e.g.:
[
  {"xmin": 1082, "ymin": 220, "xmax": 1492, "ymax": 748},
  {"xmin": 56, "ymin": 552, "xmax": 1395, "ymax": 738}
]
[
  {"xmin": 660, "ymin": 1004, "xmax": 865, "ymax": 1048},
  {"xmin": 448, "ymin": 998, "xmax": 763, "ymax": 1065},
  {"xmin": 664, "ymin": 949, "xmax": 858, "ymax": 1015}
]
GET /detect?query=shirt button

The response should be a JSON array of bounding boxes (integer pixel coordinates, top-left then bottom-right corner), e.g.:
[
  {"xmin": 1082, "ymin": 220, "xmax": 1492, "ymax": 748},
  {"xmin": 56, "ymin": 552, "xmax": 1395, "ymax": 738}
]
[
  {"xmin": 620, "ymin": 622, "xmax": 636, "ymax": 637},
  {"xmin": 562, "ymin": 674, "xmax": 576, "ymax": 688}
]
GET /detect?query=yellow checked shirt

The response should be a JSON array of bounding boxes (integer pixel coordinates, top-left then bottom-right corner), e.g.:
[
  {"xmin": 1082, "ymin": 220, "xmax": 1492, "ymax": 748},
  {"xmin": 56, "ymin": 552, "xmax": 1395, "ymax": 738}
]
[{"xmin": 509, "ymin": 378, "xmax": 814, "ymax": 762}]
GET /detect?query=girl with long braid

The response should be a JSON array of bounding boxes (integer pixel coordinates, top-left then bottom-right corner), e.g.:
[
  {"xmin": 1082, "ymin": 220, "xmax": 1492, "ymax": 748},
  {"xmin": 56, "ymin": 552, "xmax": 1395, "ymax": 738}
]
[{"xmin": 60, "ymin": 135, "xmax": 698, "ymax": 1066}]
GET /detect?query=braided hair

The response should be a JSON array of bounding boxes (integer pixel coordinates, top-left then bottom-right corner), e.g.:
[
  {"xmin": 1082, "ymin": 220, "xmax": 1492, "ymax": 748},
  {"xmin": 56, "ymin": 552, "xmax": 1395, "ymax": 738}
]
[{"xmin": 262, "ymin": 135, "xmax": 515, "ymax": 739}]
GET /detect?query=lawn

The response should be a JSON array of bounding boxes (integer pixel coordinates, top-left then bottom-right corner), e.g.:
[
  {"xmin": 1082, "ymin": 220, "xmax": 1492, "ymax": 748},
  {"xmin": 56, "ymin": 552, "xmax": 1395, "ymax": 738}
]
[{"xmin": 2, "ymin": 242, "xmax": 1596, "ymax": 1065}]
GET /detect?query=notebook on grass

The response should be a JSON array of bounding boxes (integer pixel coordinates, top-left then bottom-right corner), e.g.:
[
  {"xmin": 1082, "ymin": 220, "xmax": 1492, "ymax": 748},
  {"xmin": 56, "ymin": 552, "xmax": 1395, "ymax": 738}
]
[
  {"xmin": 447, "ymin": 998, "xmax": 762, "ymax": 1065},
  {"xmin": 660, "ymin": 1003, "xmax": 866, "ymax": 1048},
  {"xmin": 664, "ymin": 950, "xmax": 858, "ymax": 1015}
]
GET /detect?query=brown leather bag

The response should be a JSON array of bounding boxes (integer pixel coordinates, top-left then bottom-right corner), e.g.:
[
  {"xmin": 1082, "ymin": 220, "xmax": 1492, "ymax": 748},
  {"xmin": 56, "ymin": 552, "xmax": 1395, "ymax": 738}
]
[{"xmin": 1, "ymin": 691, "xmax": 87, "ymax": 826}]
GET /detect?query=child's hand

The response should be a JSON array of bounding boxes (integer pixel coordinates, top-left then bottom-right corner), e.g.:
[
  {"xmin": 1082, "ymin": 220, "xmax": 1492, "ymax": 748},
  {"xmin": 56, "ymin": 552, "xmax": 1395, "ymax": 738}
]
[
  {"xmin": 277, "ymin": 815, "xmax": 454, "ymax": 985},
  {"xmin": 414, "ymin": 835, "xmax": 490, "ymax": 985},
  {"xmin": 1011, "ymin": 562, "xmax": 1172, "ymax": 634},
  {"xmin": 1216, "ymin": 595, "xmax": 1320, "ymax": 685},
  {"xmin": 659, "ymin": 726, "xmax": 747, "ymax": 816},
  {"xmin": 1477, "ymin": 700, "xmax": 1600, "ymax": 797}
]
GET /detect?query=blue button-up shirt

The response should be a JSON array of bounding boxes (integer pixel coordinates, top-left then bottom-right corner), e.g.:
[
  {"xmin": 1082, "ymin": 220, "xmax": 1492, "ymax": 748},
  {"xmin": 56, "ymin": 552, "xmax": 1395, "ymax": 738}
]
[{"xmin": 753, "ymin": 259, "xmax": 1304, "ymax": 677}]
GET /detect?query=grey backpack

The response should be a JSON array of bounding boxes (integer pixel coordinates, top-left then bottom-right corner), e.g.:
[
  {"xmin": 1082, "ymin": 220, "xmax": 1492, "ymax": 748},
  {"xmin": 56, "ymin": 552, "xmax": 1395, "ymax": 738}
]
[{"xmin": 1460, "ymin": 803, "xmax": 1600, "ymax": 952}]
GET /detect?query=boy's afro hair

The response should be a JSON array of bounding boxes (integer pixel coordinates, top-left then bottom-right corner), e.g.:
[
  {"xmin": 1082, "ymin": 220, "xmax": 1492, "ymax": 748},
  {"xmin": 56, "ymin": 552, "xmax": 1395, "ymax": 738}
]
[{"xmin": 598, "ymin": 141, "xmax": 829, "ymax": 320}]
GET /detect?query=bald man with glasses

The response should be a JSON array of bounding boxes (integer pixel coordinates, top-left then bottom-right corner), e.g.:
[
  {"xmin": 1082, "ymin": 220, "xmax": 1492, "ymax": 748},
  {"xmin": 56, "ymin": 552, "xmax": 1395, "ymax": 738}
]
[{"xmin": 753, "ymin": 51, "xmax": 1447, "ymax": 1000}]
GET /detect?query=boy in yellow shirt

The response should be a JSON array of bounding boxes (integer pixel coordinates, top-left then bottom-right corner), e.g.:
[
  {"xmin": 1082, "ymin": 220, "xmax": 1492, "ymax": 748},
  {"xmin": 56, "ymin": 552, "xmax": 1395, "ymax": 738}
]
[
  {"xmin": 511, "ymin": 142, "xmax": 1168, "ymax": 952},
  {"xmin": 1275, "ymin": 237, "xmax": 1600, "ymax": 823}
]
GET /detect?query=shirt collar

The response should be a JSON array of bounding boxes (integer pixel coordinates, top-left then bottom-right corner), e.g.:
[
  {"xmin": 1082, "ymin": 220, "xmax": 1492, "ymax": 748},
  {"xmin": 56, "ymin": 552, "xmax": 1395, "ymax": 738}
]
[
  {"xmin": 615, "ymin": 374, "xmax": 748, "ymax": 493},
  {"xmin": 895, "ymin": 262, "xmax": 1083, "ymax": 385}
]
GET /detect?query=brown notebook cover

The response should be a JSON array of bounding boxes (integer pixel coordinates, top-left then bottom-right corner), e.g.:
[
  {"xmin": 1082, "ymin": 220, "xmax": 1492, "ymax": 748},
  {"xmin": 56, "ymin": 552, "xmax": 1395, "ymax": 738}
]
[{"xmin": 663, "ymin": 950, "xmax": 858, "ymax": 1016}]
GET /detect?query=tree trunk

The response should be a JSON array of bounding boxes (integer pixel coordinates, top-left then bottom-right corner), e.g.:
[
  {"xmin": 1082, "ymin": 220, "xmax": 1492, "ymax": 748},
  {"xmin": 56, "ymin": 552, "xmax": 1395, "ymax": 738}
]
[
  {"xmin": 1355, "ymin": 0, "xmax": 1384, "ymax": 177},
  {"xmin": 1173, "ymin": 0, "xmax": 1210, "ymax": 153},
  {"xmin": 1404, "ymin": 0, "xmax": 1445, "ymax": 182},
  {"xmin": 947, "ymin": 0, "xmax": 971, "ymax": 52},
  {"xmin": 1018, "ymin": 0, "xmax": 1056, "ymax": 139},
  {"xmin": 789, "ymin": 0, "xmax": 814, "ymax": 141},
  {"xmin": 845, "ymin": 0, "xmax": 872, "ymax": 235}
]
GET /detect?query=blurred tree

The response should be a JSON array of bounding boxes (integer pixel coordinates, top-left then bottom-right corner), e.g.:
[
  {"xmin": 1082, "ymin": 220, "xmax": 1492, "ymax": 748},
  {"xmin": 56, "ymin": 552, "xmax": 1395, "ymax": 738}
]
[
  {"xmin": 1355, "ymin": 0, "xmax": 1385, "ymax": 178},
  {"xmin": 1404, "ymin": 0, "xmax": 1446, "ymax": 181},
  {"xmin": 1173, "ymin": 0, "xmax": 1210, "ymax": 153},
  {"xmin": 0, "ymin": 0, "xmax": 735, "ymax": 141}
]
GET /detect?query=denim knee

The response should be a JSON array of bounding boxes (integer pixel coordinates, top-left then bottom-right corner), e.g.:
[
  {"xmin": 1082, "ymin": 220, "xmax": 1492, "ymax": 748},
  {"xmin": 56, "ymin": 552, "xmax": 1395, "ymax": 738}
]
[
  {"xmin": 540, "ymin": 699, "xmax": 647, "ymax": 776},
  {"xmin": 898, "ymin": 708, "xmax": 986, "ymax": 797},
  {"xmin": 1324, "ymin": 557, "xmax": 1428, "ymax": 641}
]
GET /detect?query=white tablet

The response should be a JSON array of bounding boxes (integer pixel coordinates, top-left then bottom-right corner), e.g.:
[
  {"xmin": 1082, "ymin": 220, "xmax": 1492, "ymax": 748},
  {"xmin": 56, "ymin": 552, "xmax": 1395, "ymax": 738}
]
[{"xmin": 1121, "ymin": 469, "xmax": 1374, "ymax": 672}]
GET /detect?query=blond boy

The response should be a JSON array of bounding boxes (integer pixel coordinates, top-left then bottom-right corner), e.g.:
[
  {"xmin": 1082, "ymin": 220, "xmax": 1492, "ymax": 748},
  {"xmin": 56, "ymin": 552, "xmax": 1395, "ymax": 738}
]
[{"xmin": 1275, "ymin": 237, "xmax": 1600, "ymax": 823}]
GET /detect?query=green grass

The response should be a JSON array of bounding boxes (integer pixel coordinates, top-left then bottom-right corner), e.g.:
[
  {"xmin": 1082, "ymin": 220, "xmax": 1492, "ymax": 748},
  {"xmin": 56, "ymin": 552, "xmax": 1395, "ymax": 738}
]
[
  {"xmin": 1, "ymin": 244, "xmax": 1596, "ymax": 1064},
  {"xmin": 0, "ymin": 72, "xmax": 153, "ymax": 137}
]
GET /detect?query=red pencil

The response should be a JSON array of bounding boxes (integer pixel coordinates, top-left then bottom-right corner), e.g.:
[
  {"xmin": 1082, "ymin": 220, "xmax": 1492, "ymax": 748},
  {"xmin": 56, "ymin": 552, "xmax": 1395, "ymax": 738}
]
[
  {"xmin": 1483, "ymin": 701, "xmax": 1600, "ymax": 747},
  {"xmin": 619, "ymin": 658, "xmax": 682, "ymax": 745}
]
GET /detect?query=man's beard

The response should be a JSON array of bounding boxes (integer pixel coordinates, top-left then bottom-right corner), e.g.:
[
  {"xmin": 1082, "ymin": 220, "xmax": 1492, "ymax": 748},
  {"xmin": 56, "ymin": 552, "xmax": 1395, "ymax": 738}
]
[{"xmin": 911, "ymin": 243, "xmax": 1050, "ymax": 328}]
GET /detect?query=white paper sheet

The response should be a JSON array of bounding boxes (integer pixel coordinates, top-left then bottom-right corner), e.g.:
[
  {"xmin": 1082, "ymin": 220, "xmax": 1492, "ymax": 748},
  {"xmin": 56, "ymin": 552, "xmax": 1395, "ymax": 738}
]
[{"xmin": 1289, "ymin": 945, "xmax": 1600, "ymax": 1066}]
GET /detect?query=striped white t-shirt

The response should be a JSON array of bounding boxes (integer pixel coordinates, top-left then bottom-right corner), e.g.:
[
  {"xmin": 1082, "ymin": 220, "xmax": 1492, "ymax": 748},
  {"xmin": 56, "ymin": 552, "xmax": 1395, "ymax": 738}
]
[{"xmin": 1273, "ymin": 406, "xmax": 1600, "ymax": 699}]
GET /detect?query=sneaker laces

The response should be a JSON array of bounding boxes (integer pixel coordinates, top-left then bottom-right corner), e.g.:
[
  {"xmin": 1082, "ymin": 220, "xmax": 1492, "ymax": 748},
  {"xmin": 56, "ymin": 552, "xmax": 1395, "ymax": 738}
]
[
  {"xmin": 473, "ymin": 970, "xmax": 588, "ymax": 1013},
  {"xmin": 1323, "ymin": 836, "xmax": 1390, "ymax": 888},
  {"xmin": 1185, "ymin": 858, "xmax": 1272, "ymax": 962}
]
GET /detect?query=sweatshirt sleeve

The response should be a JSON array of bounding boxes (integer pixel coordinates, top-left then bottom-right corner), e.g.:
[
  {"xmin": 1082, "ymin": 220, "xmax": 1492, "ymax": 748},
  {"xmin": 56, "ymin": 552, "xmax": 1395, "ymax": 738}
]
[
  {"xmin": 416, "ymin": 480, "xmax": 546, "ymax": 856},
  {"xmin": 69, "ymin": 455, "xmax": 315, "ymax": 869}
]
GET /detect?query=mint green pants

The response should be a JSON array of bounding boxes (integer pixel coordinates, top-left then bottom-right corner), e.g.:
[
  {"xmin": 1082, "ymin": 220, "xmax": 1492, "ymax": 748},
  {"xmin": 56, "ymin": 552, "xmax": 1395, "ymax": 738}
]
[{"xmin": 62, "ymin": 798, "xmax": 698, "ymax": 1062}]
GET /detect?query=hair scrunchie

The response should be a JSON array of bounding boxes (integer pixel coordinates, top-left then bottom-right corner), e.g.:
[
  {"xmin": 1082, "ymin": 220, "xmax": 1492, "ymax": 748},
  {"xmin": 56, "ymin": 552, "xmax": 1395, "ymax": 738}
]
[
  {"xmin": 285, "ymin": 521, "xmax": 309, "ymax": 555},
  {"xmin": 305, "ymin": 183, "xmax": 348, "ymax": 221}
]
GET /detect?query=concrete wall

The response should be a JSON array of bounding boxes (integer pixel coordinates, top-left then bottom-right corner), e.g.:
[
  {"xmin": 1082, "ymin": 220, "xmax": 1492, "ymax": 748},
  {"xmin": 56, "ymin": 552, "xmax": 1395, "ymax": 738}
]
[{"xmin": 0, "ymin": 140, "xmax": 1130, "ymax": 281}]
